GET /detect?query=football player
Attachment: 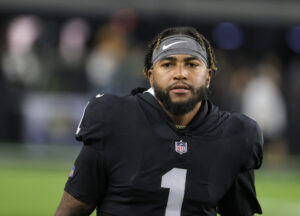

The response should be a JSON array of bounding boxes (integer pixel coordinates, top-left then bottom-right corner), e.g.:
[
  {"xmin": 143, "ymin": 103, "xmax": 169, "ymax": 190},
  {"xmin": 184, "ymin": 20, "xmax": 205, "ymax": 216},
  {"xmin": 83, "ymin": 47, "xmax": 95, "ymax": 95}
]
[{"xmin": 55, "ymin": 26, "xmax": 263, "ymax": 216}]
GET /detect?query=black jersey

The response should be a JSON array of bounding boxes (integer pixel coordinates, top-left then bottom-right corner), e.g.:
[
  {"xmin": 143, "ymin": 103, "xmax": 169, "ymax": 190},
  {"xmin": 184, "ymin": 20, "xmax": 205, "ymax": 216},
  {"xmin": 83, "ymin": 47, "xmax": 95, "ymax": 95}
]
[{"xmin": 65, "ymin": 91, "xmax": 263, "ymax": 216}]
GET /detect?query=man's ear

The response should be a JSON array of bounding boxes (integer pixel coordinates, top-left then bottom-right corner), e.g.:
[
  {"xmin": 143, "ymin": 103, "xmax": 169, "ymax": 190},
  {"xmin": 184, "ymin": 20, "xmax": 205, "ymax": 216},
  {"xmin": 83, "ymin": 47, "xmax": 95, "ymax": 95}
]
[
  {"xmin": 206, "ymin": 69, "xmax": 212, "ymax": 88},
  {"xmin": 148, "ymin": 69, "xmax": 154, "ymax": 87}
]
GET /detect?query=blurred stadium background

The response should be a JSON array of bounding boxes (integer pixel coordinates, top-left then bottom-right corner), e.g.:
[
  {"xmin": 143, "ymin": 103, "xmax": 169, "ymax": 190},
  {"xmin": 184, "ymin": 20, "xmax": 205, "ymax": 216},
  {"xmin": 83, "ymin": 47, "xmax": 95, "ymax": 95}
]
[{"xmin": 0, "ymin": 0, "xmax": 299, "ymax": 215}]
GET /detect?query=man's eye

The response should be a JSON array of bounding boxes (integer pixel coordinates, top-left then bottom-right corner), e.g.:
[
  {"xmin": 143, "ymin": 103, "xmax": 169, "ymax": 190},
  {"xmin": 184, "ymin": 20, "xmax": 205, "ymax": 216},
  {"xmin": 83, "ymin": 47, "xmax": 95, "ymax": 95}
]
[
  {"xmin": 162, "ymin": 63, "xmax": 172, "ymax": 67},
  {"xmin": 188, "ymin": 63, "xmax": 198, "ymax": 67}
]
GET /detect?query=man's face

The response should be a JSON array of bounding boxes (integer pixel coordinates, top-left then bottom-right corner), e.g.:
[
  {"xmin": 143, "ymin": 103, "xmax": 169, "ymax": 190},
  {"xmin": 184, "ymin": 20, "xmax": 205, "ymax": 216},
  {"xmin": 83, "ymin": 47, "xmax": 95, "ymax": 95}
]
[{"xmin": 148, "ymin": 54, "xmax": 212, "ymax": 116}]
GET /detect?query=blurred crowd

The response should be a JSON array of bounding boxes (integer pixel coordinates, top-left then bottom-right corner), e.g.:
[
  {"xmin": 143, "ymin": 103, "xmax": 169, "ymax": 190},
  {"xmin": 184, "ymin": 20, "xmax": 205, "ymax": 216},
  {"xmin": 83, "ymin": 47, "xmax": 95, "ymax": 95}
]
[{"xmin": 0, "ymin": 13, "xmax": 299, "ymax": 158}]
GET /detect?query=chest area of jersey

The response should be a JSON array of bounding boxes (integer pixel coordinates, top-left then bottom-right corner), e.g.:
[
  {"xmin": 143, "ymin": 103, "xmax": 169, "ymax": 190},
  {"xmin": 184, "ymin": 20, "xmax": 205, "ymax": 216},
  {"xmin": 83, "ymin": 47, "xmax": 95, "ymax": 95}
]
[{"xmin": 105, "ymin": 124, "xmax": 241, "ymax": 206}]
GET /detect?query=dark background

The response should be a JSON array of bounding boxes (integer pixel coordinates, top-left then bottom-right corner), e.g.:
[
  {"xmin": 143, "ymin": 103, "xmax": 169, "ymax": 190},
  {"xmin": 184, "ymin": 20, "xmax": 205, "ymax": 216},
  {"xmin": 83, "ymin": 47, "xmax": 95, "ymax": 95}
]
[{"xmin": 0, "ymin": 0, "xmax": 299, "ymax": 157}]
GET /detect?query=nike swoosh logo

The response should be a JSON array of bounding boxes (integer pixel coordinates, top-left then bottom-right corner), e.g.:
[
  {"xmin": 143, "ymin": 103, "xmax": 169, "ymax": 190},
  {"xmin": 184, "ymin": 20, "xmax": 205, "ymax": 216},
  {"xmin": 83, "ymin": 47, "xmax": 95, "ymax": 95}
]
[{"xmin": 162, "ymin": 41, "xmax": 187, "ymax": 50}]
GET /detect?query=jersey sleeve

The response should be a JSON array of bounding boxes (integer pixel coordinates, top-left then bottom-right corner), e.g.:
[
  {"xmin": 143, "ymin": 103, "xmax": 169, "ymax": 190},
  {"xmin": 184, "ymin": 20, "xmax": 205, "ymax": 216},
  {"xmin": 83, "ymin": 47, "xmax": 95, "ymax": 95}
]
[
  {"xmin": 217, "ymin": 116, "xmax": 263, "ymax": 215},
  {"xmin": 75, "ymin": 94, "xmax": 114, "ymax": 142},
  {"xmin": 64, "ymin": 143, "xmax": 107, "ymax": 205},
  {"xmin": 217, "ymin": 170, "xmax": 262, "ymax": 216},
  {"xmin": 65, "ymin": 94, "xmax": 114, "ymax": 204}
]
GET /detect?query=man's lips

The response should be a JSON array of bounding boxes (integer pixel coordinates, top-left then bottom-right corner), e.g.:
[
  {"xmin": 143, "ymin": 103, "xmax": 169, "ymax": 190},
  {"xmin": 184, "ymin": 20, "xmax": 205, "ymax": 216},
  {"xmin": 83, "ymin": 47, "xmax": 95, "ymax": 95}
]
[{"xmin": 170, "ymin": 84, "xmax": 191, "ymax": 93}]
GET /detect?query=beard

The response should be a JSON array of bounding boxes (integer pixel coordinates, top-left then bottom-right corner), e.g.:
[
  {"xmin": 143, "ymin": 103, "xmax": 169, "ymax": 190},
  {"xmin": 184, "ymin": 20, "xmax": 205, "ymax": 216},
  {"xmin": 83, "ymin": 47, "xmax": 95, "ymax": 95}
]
[{"xmin": 153, "ymin": 80, "xmax": 209, "ymax": 116}]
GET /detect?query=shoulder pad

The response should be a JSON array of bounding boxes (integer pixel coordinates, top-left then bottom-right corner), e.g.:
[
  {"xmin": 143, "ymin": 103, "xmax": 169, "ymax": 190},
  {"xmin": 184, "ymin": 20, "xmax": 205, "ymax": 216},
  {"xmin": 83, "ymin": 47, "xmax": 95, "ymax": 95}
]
[
  {"xmin": 75, "ymin": 94, "xmax": 120, "ymax": 142},
  {"xmin": 232, "ymin": 113, "xmax": 264, "ymax": 170}
]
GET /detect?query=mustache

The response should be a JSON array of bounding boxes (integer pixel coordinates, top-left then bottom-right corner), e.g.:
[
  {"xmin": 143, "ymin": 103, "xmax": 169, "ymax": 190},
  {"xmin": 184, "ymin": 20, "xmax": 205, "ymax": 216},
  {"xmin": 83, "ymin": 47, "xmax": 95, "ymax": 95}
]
[{"xmin": 166, "ymin": 82, "xmax": 195, "ymax": 92}]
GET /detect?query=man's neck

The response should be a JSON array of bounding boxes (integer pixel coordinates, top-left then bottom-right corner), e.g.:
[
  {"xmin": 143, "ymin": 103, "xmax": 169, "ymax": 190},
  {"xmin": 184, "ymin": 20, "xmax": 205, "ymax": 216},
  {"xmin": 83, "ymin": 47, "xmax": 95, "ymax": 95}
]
[{"xmin": 158, "ymin": 101, "xmax": 202, "ymax": 126}]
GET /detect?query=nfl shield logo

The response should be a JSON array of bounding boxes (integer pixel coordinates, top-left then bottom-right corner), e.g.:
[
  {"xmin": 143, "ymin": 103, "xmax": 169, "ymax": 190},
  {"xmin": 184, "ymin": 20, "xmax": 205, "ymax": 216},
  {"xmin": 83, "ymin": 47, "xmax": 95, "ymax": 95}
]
[
  {"xmin": 69, "ymin": 165, "xmax": 75, "ymax": 178},
  {"xmin": 175, "ymin": 140, "xmax": 187, "ymax": 154}
]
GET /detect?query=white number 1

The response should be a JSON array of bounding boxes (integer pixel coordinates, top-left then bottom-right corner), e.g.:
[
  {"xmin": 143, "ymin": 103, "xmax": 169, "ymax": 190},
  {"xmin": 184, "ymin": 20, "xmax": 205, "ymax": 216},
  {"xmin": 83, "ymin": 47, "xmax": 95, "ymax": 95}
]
[{"xmin": 161, "ymin": 168, "xmax": 187, "ymax": 216}]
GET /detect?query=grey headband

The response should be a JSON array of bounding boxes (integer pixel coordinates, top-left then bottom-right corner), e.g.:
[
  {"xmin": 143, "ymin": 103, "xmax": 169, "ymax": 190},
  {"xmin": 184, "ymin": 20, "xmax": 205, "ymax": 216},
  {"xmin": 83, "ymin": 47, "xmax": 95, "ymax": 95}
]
[{"xmin": 151, "ymin": 35, "xmax": 208, "ymax": 67}]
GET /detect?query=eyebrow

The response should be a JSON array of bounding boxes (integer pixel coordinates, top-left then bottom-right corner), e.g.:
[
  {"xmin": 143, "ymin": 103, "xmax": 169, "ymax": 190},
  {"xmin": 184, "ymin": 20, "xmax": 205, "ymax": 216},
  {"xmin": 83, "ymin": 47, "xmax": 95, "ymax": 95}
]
[
  {"xmin": 159, "ymin": 56, "xmax": 201, "ymax": 62},
  {"xmin": 159, "ymin": 56, "xmax": 177, "ymax": 62}
]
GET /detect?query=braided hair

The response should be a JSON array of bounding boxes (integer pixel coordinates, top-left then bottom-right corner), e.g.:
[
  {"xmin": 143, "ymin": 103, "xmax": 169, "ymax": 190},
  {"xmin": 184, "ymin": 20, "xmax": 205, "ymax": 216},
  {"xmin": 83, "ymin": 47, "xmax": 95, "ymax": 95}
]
[{"xmin": 143, "ymin": 26, "xmax": 217, "ymax": 77}]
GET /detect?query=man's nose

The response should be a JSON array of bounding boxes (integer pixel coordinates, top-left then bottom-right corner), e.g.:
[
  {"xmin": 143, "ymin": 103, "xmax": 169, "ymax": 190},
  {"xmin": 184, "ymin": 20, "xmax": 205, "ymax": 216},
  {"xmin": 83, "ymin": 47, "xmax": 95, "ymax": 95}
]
[{"xmin": 173, "ymin": 64, "xmax": 188, "ymax": 80}]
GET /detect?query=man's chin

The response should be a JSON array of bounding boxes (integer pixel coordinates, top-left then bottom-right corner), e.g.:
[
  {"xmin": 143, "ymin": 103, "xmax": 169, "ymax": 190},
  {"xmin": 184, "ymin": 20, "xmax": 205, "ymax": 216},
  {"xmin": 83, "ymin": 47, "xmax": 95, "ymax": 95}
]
[{"xmin": 169, "ymin": 94, "xmax": 192, "ymax": 104}]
